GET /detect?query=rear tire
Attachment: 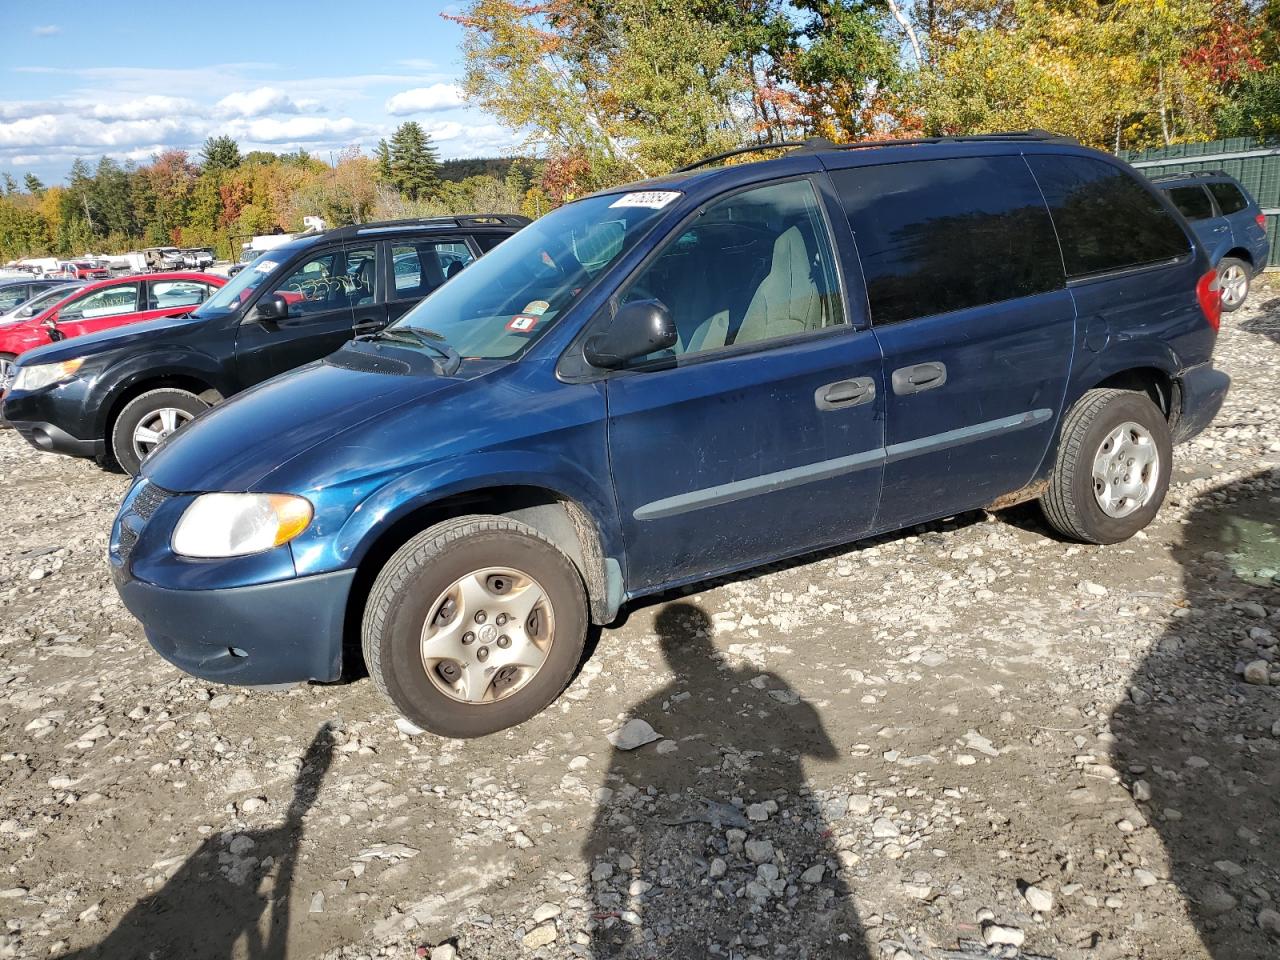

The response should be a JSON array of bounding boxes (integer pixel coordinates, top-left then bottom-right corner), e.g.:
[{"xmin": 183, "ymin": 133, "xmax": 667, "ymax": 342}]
[
  {"xmin": 1040, "ymin": 388, "xmax": 1171, "ymax": 544},
  {"xmin": 1217, "ymin": 257, "xmax": 1250, "ymax": 313},
  {"xmin": 362, "ymin": 515, "xmax": 589, "ymax": 738},
  {"xmin": 110, "ymin": 388, "xmax": 208, "ymax": 476}
]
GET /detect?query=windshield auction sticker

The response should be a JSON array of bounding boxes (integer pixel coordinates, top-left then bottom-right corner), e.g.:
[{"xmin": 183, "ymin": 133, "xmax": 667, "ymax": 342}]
[
  {"xmin": 609, "ymin": 191, "xmax": 681, "ymax": 210},
  {"xmin": 506, "ymin": 315, "xmax": 539, "ymax": 333}
]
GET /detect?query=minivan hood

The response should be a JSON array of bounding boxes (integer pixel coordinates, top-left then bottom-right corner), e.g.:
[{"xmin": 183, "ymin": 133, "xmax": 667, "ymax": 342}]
[
  {"xmin": 18, "ymin": 313, "xmax": 204, "ymax": 366},
  {"xmin": 142, "ymin": 347, "xmax": 466, "ymax": 491}
]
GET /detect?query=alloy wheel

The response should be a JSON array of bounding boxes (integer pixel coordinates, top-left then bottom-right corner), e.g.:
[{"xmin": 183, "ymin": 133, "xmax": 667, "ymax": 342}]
[
  {"xmin": 419, "ymin": 566, "xmax": 556, "ymax": 704},
  {"xmin": 1091, "ymin": 420, "xmax": 1160, "ymax": 519},
  {"xmin": 131, "ymin": 407, "xmax": 194, "ymax": 461}
]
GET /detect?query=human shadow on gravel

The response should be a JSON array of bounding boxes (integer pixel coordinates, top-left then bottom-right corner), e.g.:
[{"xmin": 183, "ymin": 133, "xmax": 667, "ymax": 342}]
[
  {"xmin": 584, "ymin": 602, "xmax": 867, "ymax": 959},
  {"xmin": 1112, "ymin": 471, "xmax": 1280, "ymax": 958},
  {"xmin": 67, "ymin": 724, "xmax": 335, "ymax": 960}
]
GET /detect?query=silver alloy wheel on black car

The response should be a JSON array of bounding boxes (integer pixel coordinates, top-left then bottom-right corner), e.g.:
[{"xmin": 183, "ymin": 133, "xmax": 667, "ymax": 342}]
[
  {"xmin": 109, "ymin": 387, "xmax": 210, "ymax": 475},
  {"xmin": 1217, "ymin": 257, "xmax": 1250, "ymax": 313},
  {"xmin": 1041, "ymin": 388, "xmax": 1173, "ymax": 544},
  {"xmin": 0, "ymin": 353, "xmax": 16, "ymax": 391},
  {"xmin": 131, "ymin": 406, "xmax": 195, "ymax": 462},
  {"xmin": 363, "ymin": 514, "xmax": 589, "ymax": 738}
]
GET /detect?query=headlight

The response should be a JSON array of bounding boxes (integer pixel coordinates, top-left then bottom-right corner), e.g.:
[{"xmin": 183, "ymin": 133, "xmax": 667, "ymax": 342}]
[
  {"xmin": 171, "ymin": 493, "xmax": 313, "ymax": 558},
  {"xmin": 12, "ymin": 358, "xmax": 84, "ymax": 392}
]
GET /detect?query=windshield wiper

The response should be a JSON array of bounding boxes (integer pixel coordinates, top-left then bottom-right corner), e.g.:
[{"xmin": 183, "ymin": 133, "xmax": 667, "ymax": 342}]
[{"xmin": 362, "ymin": 325, "xmax": 462, "ymax": 375}]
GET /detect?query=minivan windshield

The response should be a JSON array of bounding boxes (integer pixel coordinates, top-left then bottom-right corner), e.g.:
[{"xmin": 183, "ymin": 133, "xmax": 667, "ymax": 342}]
[
  {"xmin": 191, "ymin": 251, "xmax": 289, "ymax": 318},
  {"xmin": 389, "ymin": 191, "xmax": 680, "ymax": 359}
]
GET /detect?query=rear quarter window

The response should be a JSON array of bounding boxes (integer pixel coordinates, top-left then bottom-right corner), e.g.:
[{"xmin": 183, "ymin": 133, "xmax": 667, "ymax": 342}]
[
  {"xmin": 831, "ymin": 155, "xmax": 1064, "ymax": 325},
  {"xmin": 1027, "ymin": 155, "xmax": 1190, "ymax": 278},
  {"xmin": 1207, "ymin": 181, "xmax": 1248, "ymax": 215},
  {"xmin": 1166, "ymin": 185, "xmax": 1214, "ymax": 221}
]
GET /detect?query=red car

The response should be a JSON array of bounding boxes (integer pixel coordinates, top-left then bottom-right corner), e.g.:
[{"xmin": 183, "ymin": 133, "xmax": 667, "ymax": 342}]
[
  {"xmin": 67, "ymin": 261, "xmax": 111, "ymax": 281},
  {"xmin": 0, "ymin": 272, "xmax": 225, "ymax": 385}
]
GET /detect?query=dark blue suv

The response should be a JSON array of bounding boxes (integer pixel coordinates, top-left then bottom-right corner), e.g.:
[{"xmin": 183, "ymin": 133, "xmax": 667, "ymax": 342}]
[
  {"xmin": 1153, "ymin": 171, "xmax": 1270, "ymax": 312},
  {"xmin": 108, "ymin": 132, "xmax": 1229, "ymax": 737}
]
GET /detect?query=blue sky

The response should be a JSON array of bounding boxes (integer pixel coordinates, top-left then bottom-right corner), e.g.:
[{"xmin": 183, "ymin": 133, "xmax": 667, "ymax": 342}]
[{"xmin": 0, "ymin": 0, "xmax": 522, "ymax": 184}]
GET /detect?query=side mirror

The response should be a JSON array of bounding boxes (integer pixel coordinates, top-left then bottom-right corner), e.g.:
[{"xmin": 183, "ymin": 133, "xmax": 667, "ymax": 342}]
[
  {"xmin": 255, "ymin": 294, "xmax": 290, "ymax": 322},
  {"xmin": 583, "ymin": 299, "xmax": 677, "ymax": 369}
]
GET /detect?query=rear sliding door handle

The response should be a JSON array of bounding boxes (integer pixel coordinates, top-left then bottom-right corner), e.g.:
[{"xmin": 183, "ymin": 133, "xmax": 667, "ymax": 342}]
[
  {"xmin": 815, "ymin": 376, "xmax": 876, "ymax": 411},
  {"xmin": 891, "ymin": 361, "xmax": 947, "ymax": 396}
]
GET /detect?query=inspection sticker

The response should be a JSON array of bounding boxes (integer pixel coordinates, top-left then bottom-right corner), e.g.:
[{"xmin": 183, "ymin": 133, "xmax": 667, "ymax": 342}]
[
  {"xmin": 253, "ymin": 259, "xmax": 278, "ymax": 273},
  {"xmin": 609, "ymin": 191, "xmax": 681, "ymax": 210},
  {"xmin": 506, "ymin": 314, "xmax": 539, "ymax": 333}
]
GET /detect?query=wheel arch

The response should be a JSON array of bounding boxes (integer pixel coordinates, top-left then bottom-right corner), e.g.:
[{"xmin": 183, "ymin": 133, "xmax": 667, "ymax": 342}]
[
  {"xmin": 1093, "ymin": 366, "xmax": 1177, "ymax": 422},
  {"xmin": 1221, "ymin": 247, "xmax": 1253, "ymax": 267},
  {"xmin": 342, "ymin": 482, "xmax": 619, "ymax": 662},
  {"xmin": 102, "ymin": 372, "xmax": 224, "ymax": 444}
]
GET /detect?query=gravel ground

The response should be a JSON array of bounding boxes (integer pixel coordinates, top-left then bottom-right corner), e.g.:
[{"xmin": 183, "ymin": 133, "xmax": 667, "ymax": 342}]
[{"xmin": 1, "ymin": 279, "xmax": 1279, "ymax": 960}]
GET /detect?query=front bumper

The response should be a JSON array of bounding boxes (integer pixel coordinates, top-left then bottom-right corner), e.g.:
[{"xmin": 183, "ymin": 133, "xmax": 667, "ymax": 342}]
[
  {"xmin": 1173, "ymin": 363, "xmax": 1230, "ymax": 444},
  {"xmin": 9, "ymin": 418, "xmax": 103, "ymax": 458},
  {"xmin": 112, "ymin": 566, "xmax": 355, "ymax": 685}
]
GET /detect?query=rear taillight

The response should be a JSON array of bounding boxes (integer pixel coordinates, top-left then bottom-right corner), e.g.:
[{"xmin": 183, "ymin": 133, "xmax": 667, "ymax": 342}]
[
  {"xmin": 1258, "ymin": 213, "xmax": 1268, "ymax": 229},
  {"xmin": 1196, "ymin": 269, "xmax": 1221, "ymax": 331}
]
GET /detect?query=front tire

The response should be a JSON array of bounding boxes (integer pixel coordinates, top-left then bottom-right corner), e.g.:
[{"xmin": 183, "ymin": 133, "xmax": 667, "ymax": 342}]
[
  {"xmin": 1217, "ymin": 257, "xmax": 1250, "ymax": 313},
  {"xmin": 0, "ymin": 352, "xmax": 16, "ymax": 392},
  {"xmin": 110, "ymin": 388, "xmax": 208, "ymax": 475},
  {"xmin": 1040, "ymin": 388, "xmax": 1172, "ymax": 544},
  {"xmin": 362, "ymin": 515, "xmax": 589, "ymax": 738}
]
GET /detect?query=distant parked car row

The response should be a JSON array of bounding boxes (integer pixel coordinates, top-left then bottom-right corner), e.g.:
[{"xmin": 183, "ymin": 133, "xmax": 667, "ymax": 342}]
[
  {"xmin": 2, "ymin": 215, "xmax": 526, "ymax": 473},
  {"xmin": 0, "ymin": 273, "xmax": 224, "ymax": 389}
]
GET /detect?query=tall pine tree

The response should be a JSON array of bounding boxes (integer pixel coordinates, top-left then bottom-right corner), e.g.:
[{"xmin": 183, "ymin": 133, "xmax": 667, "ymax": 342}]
[{"xmin": 388, "ymin": 122, "xmax": 440, "ymax": 201}]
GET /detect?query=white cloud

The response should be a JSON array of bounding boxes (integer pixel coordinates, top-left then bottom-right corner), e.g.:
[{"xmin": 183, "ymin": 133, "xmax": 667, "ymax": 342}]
[
  {"xmin": 32, "ymin": 25, "xmax": 60, "ymax": 36},
  {"xmin": 385, "ymin": 84, "xmax": 465, "ymax": 116},
  {"xmin": 0, "ymin": 114, "xmax": 205, "ymax": 150},
  {"xmin": 227, "ymin": 116, "xmax": 374, "ymax": 143},
  {"xmin": 91, "ymin": 96, "xmax": 200, "ymax": 122},
  {"xmin": 215, "ymin": 87, "xmax": 301, "ymax": 118}
]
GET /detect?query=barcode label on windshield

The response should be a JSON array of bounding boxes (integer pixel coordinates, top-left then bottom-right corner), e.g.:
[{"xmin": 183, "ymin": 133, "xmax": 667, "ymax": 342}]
[{"xmin": 609, "ymin": 192, "xmax": 680, "ymax": 210}]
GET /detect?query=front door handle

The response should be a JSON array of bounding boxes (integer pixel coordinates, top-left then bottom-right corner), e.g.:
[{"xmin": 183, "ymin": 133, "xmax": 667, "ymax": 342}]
[
  {"xmin": 891, "ymin": 361, "xmax": 947, "ymax": 396},
  {"xmin": 815, "ymin": 376, "xmax": 876, "ymax": 411}
]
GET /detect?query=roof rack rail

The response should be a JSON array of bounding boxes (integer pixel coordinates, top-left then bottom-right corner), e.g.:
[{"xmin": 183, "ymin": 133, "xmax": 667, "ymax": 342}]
[
  {"xmin": 1148, "ymin": 169, "xmax": 1231, "ymax": 182},
  {"xmin": 329, "ymin": 214, "xmax": 531, "ymax": 240},
  {"xmin": 675, "ymin": 130, "xmax": 1078, "ymax": 173}
]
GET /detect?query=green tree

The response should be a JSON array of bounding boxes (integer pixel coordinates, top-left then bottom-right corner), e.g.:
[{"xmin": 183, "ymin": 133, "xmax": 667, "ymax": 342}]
[
  {"xmin": 2, "ymin": 174, "xmax": 17, "ymax": 196},
  {"xmin": 200, "ymin": 135, "xmax": 242, "ymax": 172},
  {"xmin": 375, "ymin": 138, "xmax": 394, "ymax": 182},
  {"xmin": 23, "ymin": 173, "xmax": 45, "ymax": 196},
  {"xmin": 92, "ymin": 157, "xmax": 133, "ymax": 238},
  {"xmin": 388, "ymin": 122, "xmax": 441, "ymax": 200},
  {"xmin": 1216, "ymin": 68, "xmax": 1280, "ymax": 136}
]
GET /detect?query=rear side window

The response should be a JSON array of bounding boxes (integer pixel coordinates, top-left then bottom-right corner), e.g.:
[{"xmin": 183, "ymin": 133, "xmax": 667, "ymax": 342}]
[
  {"xmin": 1166, "ymin": 186, "xmax": 1213, "ymax": 221},
  {"xmin": 1207, "ymin": 181, "xmax": 1248, "ymax": 215},
  {"xmin": 1027, "ymin": 155, "xmax": 1189, "ymax": 278},
  {"xmin": 831, "ymin": 156, "xmax": 1063, "ymax": 325}
]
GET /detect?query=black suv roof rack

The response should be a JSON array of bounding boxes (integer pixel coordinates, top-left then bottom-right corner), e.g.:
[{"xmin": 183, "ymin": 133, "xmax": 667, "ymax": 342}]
[
  {"xmin": 675, "ymin": 130, "xmax": 1077, "ymax": 173},
  {"xmin": 329, "ymin": 214, "xmax": 531, "ymax": 240},
  {"xmin": 1149, "ymin": 169, "xmax": 1230, "ymax": 183}
]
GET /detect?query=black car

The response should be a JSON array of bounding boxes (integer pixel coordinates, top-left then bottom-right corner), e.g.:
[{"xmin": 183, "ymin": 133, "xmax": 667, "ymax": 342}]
[{"xmin": 3, "ymin": 215, "xmax": 527, "ymax": 474}]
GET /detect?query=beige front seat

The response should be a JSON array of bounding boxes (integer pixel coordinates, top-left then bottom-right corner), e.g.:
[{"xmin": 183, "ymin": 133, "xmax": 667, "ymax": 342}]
[{"xmin": 732, "ymin": 226, "xmax": 824, "ymax": 345}]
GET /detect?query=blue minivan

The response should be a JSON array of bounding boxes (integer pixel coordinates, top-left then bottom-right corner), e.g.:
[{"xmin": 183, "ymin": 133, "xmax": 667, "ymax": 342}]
[
  {"xmin": 1153, "ymin": 171, "xmax": 1270, "ymax": 312},
  {"xmin": 105, "ymin": 132, "xmax": 1229, "ymax": 737}
]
